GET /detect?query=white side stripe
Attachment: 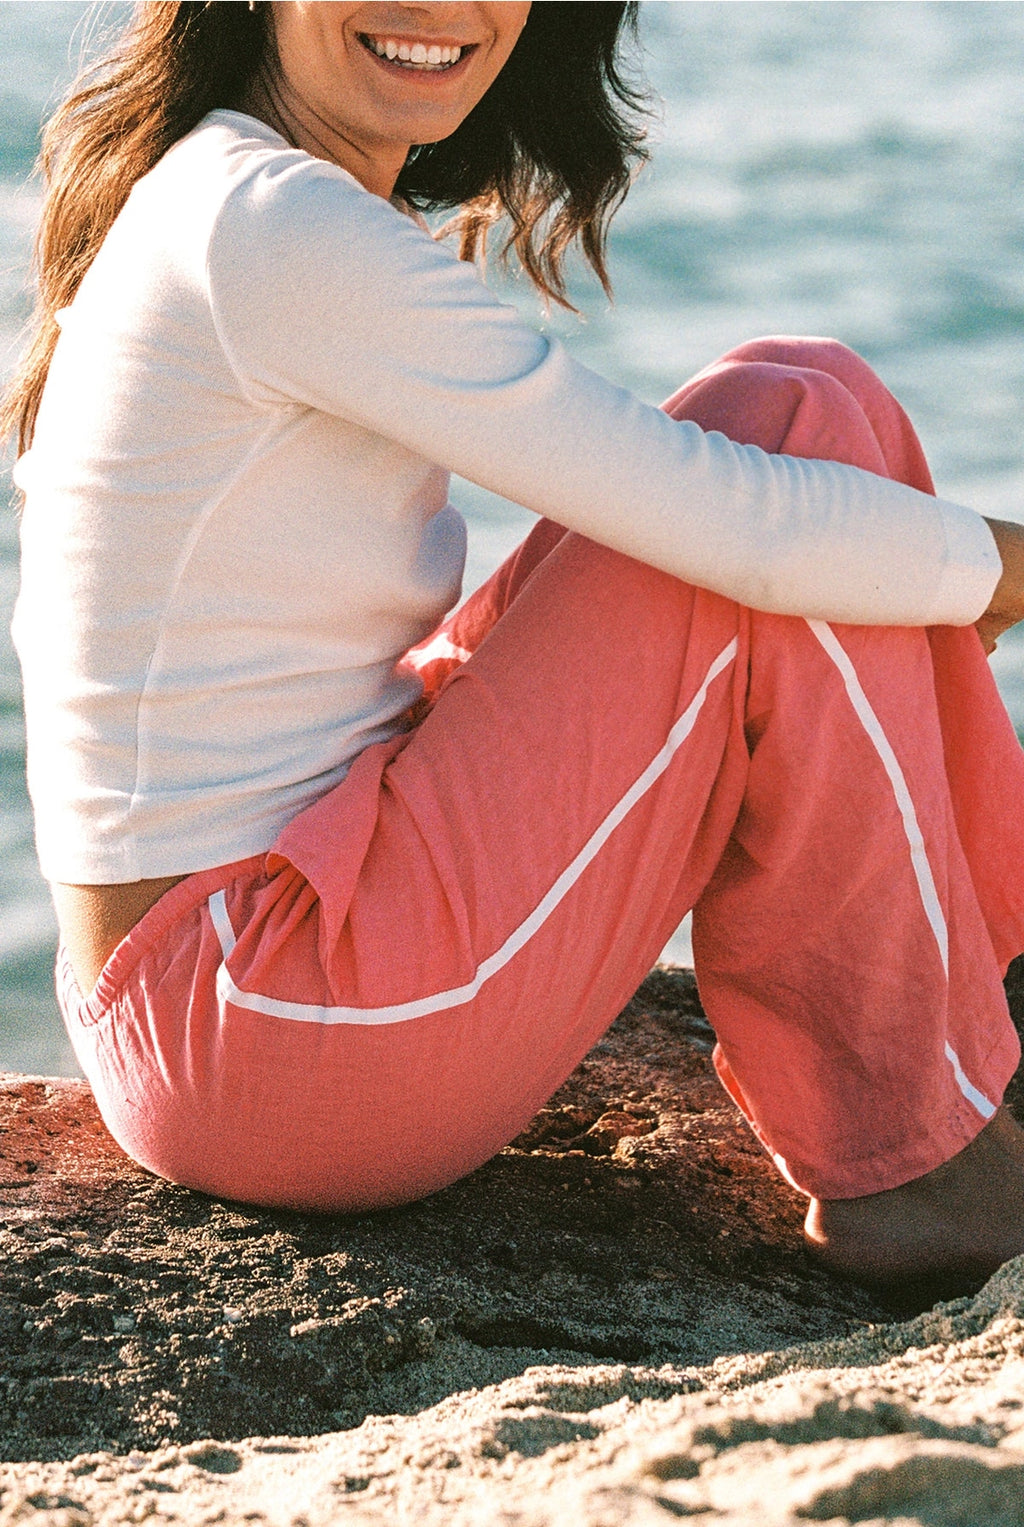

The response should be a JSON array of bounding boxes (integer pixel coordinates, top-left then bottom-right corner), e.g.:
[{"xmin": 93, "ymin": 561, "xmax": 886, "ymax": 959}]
[
  {"xmin": 208, "ymin": 637, "xmax": 739, "ymax": 1027},
  {"xmin": 208, "ymin": 889, "xmax": 239, "ymax": 959},
  {"xmin": 405, "ymin": 630, "xmax": 472, "ymax": 670},
  {"xmin": 805, "ymin": 619, "xmax": 949, "ymax": 976},
  {"xmin": 944, "ymin": 1042, "xmax": 997, "ymax": 1120},
  {"xmin": 807, "ymin": 619, "xmax": 995, "ymax": 1121}
]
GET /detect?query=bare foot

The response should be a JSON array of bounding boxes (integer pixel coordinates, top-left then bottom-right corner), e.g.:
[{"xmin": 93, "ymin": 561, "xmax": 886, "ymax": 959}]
[{"xmin": 803, "ymin": 1106, "xmax": 1024, "ymax": 1291}]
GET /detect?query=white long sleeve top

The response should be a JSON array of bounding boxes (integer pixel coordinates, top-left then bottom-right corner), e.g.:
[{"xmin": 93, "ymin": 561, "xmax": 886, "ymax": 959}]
[{"xmin": 12, "ymin": 110, "xmax": 1001, "ymax": 884}]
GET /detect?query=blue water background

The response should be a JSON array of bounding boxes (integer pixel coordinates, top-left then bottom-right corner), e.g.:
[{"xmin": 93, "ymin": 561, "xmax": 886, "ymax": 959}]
[{"xmin": 2, "ymin": 2, "xmax": 1023, "ymax": 1074}]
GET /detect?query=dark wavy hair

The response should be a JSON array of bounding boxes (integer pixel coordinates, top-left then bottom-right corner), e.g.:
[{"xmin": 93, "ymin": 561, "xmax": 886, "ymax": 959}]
[{"xmin": 2, "ymin": 1, "xmax": 649, "ymax": 455}]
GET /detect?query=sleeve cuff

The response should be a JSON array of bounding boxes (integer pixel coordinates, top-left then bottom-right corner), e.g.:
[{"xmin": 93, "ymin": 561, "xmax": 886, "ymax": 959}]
[{"xmin": 929, "ymin": 498, "xmax": 1003, "ymax": 625}]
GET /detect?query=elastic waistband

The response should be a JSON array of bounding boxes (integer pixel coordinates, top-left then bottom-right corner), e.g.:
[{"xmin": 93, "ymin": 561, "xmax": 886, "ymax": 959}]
[{"xmin": 60, "ymin": 854, "xmax": 267, "ymax": 1026}]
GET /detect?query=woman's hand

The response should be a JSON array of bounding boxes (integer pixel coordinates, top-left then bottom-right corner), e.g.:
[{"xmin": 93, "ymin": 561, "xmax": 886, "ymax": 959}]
[{"xmin": 978, "ymin": 518, "xmax": 1024, "ymax": 654}]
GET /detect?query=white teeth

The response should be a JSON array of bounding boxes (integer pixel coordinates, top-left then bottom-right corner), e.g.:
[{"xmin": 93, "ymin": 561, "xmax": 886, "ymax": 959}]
[{"xmin": 364, "ymin": 36, "xmax": 465, "ymax": 69}]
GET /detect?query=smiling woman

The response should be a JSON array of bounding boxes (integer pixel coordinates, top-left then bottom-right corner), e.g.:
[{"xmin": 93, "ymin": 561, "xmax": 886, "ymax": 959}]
[{"xmin": 4, "ymin": 1, "xmax": 1024, "ymax": 1296}]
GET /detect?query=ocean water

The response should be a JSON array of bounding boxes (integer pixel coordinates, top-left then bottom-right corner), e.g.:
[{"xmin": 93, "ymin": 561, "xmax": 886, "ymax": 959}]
[{"xmin": 2, "ymin": 2, "xmax": 1023, "ymax": 1075}]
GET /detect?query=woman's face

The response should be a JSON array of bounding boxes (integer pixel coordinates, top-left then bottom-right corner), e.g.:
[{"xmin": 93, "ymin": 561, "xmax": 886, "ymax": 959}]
[{"xmin": 268, "ymin": 2, "xmax": 531, "ymax": 195}]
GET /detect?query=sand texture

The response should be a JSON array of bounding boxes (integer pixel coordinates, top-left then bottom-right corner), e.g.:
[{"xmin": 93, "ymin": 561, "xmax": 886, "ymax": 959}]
[{"xmin": 2, "ymin": 961, "xmax": 1023, "ymax": 1525}]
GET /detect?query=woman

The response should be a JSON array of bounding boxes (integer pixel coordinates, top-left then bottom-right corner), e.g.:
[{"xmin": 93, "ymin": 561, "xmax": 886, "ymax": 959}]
[{"xmin": 6, "ymin": 1, "xmax": 1024, "ymax": 1291}]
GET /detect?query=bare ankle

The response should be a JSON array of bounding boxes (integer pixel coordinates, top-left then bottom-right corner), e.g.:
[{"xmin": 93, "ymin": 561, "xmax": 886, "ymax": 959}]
[{"xmin": 802, "ymin": 1107, "xmax": 1024, "ymax": 1292}]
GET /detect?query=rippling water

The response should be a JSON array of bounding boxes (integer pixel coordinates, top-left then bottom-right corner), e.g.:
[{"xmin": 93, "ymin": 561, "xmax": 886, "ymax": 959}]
[{"xmin": 2, "ymin": 2, "xmax": 1023, "ymax": 1073}]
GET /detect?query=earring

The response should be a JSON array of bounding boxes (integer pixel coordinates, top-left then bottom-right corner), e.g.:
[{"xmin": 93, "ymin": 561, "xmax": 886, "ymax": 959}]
[{"xmin": 248, "ymin": 1, "xmax": 256, "ymax": 11}]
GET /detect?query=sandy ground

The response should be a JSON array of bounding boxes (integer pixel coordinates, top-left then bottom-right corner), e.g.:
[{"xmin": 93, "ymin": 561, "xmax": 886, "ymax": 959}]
[{"xmin": 2, "ymin": 961, "xmax": 1023, "ymax": 1525}]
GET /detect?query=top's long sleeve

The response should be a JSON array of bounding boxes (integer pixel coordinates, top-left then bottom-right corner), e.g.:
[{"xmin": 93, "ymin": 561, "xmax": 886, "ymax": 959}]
[{"xmin": 207, "ymin": 142, "xmax": 1000, "ymax": 627}]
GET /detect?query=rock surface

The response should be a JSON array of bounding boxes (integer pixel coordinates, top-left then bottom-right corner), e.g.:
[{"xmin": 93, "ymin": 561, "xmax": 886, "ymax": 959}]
[{"xmin": 1, "ymin": 960, "xmax": 1023, "ymax": 1524}]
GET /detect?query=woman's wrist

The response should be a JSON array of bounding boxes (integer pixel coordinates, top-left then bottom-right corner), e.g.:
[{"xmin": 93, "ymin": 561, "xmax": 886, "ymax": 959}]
[{"xmin": 978, "ymin": 517, "xmax": 1024, "ymax": 652}]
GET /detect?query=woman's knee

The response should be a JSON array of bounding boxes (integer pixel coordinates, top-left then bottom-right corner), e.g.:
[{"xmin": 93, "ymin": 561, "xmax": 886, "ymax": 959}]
[
  {"xmin": 662, "ymin": 335, "xmax": 933, "ymax": 490},
  {"xmin": 717, "ymin": 335, "xmax": 869, "ymax": 385}
]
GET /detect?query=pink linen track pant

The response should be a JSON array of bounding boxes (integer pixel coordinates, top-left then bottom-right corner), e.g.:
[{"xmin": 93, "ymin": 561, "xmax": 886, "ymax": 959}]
[{"xmin": 60, "ymin": 338, "xmax": 1024, "ymax": 1213}]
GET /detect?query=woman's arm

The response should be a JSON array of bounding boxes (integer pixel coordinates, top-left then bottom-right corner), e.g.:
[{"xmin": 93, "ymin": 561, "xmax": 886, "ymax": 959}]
[{"xmin": 206, "ymin": 144, "xmax": 1001, "ymax": 629}]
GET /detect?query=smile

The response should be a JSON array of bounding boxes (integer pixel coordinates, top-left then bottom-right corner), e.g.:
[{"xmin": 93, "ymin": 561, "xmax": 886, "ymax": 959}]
[{"xmin": 358, "ymin": 33, "xmax": 473, "ymax": 72}]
